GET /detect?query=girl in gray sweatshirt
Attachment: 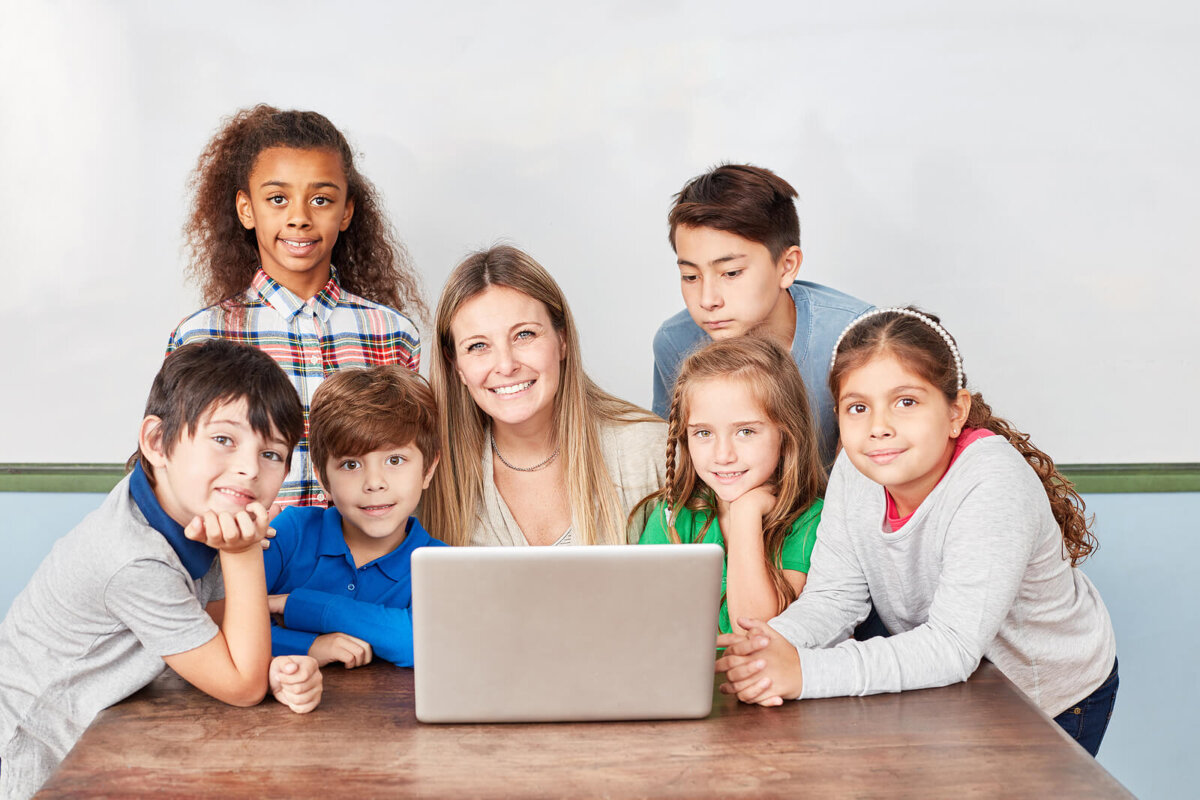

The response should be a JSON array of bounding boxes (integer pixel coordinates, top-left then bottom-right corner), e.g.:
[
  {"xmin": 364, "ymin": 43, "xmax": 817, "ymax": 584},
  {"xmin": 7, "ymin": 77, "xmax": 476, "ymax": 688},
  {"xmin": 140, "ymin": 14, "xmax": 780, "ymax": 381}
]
[{"xmin": 716, "ymin": 307, "xmax": 1117, "ymax": 756}]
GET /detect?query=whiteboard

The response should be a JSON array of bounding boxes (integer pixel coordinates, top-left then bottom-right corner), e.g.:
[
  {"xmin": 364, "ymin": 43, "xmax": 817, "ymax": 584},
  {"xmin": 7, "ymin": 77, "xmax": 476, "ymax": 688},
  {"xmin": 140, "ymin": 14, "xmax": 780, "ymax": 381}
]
[{"xmin": 2, "ymin": 1, "xmax": 1196, "ymax": 464}]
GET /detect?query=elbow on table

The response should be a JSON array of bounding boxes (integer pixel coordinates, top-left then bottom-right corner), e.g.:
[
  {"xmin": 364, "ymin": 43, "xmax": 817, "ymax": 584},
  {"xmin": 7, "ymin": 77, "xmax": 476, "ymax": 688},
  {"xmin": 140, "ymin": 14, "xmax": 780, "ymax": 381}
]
[{"xmin": 218, "ymin": 677, "xmax": 270, "ymax": 708}]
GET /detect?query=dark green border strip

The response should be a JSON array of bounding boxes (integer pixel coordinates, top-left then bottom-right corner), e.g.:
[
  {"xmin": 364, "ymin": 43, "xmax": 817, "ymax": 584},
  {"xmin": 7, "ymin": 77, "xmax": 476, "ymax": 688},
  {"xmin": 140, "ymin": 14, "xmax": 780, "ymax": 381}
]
[
  {"xmin": 2, "ymin": 462, "xmax": 1199, "ymax": 494},
  {"xmin": 1, "ymin": 464, "xmax": 128, "ymax": 494},
  {"xmin": 1057, "ymin": 464, "xmax": 1200, "ymax": 494}
]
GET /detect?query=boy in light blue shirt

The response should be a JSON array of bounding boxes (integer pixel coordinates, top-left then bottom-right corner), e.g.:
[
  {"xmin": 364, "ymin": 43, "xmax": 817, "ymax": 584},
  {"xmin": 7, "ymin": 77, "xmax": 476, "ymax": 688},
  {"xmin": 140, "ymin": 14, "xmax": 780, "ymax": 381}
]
[
  {"xmin": 264, "ymin": 366, "xmax": 446, "ymax": 668},
  {"xmin": 653, "ymin": 164, "xmax": 872, "ymax": 467}
]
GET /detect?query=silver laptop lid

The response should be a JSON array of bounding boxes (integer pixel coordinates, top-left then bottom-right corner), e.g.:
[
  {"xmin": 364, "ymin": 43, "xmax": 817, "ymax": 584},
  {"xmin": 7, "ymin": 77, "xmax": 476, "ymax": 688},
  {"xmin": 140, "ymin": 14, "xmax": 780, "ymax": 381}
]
[{"xmin": 412, "ymin": 544, "xmax": 723, "ymax": 723}]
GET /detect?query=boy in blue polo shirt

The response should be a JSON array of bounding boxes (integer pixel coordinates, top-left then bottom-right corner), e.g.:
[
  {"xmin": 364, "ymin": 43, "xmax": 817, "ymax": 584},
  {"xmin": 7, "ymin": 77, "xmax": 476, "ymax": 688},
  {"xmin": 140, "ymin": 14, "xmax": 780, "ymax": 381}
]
[
  {"xmin": 0, "ymin": 340, "xmax": 324, "ymax": 799},
  {"xmin": 652, "ymin": 164, "xmax": 872, "ymax": 467},
  {"xmin": 265, "ymin": 365, "xmax": 446, "ymax": 668}
]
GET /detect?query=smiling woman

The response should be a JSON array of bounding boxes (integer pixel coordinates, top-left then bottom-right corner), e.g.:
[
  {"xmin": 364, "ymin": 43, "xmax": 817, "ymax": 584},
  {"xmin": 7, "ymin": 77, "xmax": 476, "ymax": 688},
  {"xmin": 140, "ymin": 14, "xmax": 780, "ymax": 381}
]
[{"xmin": 423, "ymin": 246, "xmax": 668, "ymax": 547}]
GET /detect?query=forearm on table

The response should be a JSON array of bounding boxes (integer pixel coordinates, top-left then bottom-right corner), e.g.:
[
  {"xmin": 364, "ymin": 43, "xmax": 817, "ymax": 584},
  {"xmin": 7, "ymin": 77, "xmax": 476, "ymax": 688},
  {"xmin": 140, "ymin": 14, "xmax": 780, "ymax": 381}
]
[
  {"xmin": 218, "ymin": 548, "xmax": 272, "ymax": 681},
  {"xmin": 285, "ymin": 588, "xmax": 415, "ymax": 665}
]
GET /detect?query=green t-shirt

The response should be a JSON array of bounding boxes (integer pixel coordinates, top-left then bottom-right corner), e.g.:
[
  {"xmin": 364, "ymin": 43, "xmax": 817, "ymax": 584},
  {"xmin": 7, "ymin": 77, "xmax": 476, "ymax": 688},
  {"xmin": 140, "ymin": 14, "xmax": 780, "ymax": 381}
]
[{"xmin": 638, "ymin": 498, "xmax": 823, "ymax": 634}]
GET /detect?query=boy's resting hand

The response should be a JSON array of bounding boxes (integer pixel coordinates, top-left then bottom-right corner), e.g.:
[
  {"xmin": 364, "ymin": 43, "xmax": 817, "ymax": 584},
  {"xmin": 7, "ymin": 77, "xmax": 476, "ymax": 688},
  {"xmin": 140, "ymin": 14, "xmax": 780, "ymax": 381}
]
[
  {"xmin": 269, "ymin": 655, "xmax": 322, "ymax": 714},
  {"xmin": 309, "ymin": 632, "xmax": 373, "ymax": 669},
  {"xmin": 715, "ymin": 618, "xmax": 804, "ymax": 706},
  {"xmin": 267, "ymin": 594, "xmax": 289, "ymax": 615},
  {"xmin": 184, "ymin": 503, "xmax": 273, "ymax": 554}
]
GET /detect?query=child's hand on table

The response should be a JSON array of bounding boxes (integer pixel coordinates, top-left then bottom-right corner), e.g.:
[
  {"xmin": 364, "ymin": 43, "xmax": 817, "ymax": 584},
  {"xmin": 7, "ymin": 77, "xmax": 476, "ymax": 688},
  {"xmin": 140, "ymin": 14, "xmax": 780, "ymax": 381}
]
[
  {"xmin": 309, "ymin": 632, "xmax": 374, "ymax": 669},
  {"xmin": 269, "ymin": 655, "xmax": 322, "ymax": 713},
  {"xmin": 715, "ymin": 617, "xmax": 804, "ymax": 706}
]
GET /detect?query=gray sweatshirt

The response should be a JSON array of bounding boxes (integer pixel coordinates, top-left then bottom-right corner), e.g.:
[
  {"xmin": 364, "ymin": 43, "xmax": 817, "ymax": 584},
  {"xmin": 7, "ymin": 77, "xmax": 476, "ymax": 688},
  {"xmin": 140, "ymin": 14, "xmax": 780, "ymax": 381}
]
[{"xmin": 770, "ymin": 436, "xmax": 1116, "ymax": 716}]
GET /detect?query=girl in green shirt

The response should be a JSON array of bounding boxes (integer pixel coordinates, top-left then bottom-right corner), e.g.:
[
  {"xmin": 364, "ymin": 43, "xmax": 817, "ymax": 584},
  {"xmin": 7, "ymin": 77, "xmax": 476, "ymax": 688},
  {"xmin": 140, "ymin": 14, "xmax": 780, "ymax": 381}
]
[{"xmin": 638, "ymin": 337, "xmax": 825, "ymax": 634}]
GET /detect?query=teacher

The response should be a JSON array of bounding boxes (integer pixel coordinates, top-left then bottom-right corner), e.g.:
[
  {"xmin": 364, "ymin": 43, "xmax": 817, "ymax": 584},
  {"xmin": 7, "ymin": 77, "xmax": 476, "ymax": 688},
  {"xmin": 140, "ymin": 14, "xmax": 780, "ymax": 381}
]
[{"xmin": 423, "ymin": 245, "xmax": 667, "ymax": 547}]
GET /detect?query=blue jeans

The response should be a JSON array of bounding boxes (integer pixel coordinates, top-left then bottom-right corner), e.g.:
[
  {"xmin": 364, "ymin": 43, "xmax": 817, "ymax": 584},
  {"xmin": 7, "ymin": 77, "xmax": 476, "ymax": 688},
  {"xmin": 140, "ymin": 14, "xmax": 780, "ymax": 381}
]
[{"xmin": 1053, "ymin": 657, "xmax": 1119, "ymax": 757}]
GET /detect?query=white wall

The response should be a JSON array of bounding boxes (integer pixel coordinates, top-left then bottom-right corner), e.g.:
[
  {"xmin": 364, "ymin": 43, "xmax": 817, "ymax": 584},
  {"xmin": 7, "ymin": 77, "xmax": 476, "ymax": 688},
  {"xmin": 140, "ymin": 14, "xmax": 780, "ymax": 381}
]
[{"xmin": 2, "ymin": 1, "xmax": 1196, "ymax": 464}]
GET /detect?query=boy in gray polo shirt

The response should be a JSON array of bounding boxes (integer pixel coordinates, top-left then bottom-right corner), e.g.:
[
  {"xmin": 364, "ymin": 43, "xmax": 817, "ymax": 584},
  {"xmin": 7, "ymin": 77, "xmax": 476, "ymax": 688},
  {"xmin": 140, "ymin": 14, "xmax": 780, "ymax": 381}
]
[{"xmin": 0, "ymin": 340, "xmax": 325, "ymax": 799}]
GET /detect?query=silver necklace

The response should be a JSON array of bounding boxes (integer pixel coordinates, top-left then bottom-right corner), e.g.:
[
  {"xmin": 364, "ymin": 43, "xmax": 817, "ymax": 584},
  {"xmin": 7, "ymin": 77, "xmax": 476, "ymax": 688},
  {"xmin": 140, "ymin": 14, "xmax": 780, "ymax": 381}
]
[{"xmin": 490, "ymin": 432, "xmax": 560, "ymax": 472}]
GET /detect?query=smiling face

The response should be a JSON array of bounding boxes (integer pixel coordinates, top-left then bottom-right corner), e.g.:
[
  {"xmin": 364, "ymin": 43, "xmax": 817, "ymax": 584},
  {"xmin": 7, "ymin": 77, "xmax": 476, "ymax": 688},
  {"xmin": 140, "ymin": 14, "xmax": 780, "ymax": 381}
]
[
  {"xmin": 836, "ymin": 353, "xmax": 970, "ymax": 515},
  {"xmin": 684, "ymin": 377, "xmax": 783, "ymax": 509},
  {"xmin": 141, "ymin": 398, "xmax": 291, "ymax": 527},
  {"xmin": 449, "ymin": 285, "xmax": 566, "ymax": 434},
  {"xmin": 323, "ymin": 443, "xmax": 438, "ymax": 553},
  {"xmin": 235, "ymin": 146, "xmax": 355, "ymax": 300},
  {"xmin": 674, "ymin": 225, "xmax": 801, "ymax": 343}
]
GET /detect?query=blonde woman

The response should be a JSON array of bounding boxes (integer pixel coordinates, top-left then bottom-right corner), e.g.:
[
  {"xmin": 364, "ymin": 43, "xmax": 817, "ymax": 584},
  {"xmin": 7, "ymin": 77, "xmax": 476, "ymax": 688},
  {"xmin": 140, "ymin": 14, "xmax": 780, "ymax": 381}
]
[{"xmin": 423, "ymin": 246, "xmax": 667, "ymax": 547}]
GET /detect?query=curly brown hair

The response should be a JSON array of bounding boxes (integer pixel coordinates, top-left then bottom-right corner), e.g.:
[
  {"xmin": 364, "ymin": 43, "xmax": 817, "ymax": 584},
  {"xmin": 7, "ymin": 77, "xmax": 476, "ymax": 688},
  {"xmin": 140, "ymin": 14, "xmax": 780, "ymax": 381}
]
[
  {"xmin": 829, "ymin": 307, "xmax": 1098, "ymax": 566},
  {"xmin": 184, "ymin": 104, "xmax": 426, "ymax": 320}
]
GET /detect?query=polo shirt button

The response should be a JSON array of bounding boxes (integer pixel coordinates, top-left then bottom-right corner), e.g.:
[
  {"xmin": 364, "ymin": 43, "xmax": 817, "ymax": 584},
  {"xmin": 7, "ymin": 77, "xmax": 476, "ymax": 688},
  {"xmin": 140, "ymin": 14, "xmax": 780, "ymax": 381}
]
[
  {"xmin": 316, "ymin": 492, "xmax": 326, "ymax": 502},
  {"xmin": 348, "ymin": 584, "xmax": 355, "ymax": 591},
  {"xmin": 309, "ymin": 355, "xmax": 320, "ymax": 365}
]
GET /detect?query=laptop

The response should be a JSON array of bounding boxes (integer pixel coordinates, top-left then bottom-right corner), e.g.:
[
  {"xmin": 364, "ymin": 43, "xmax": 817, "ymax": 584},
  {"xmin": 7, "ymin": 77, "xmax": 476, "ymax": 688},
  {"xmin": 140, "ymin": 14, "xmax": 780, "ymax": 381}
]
[{"xmin": 411, "ymin": 543, "xmax": 724, "ymax": 723}]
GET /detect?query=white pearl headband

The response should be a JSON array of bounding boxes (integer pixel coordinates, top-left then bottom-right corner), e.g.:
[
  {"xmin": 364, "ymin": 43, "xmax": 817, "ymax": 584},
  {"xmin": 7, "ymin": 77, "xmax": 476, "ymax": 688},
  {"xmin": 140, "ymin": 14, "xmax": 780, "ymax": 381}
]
[{"xmin": 830, "ymin": 307, "xmax": 965, "ymax": 391}]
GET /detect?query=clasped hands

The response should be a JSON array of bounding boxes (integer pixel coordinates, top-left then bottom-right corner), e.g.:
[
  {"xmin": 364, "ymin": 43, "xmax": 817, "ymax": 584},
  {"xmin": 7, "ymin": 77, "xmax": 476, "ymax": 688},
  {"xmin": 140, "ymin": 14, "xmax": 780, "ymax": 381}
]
[{"xmin": 715, "ymin": 617, "xmax": 805, "ymax": 706}]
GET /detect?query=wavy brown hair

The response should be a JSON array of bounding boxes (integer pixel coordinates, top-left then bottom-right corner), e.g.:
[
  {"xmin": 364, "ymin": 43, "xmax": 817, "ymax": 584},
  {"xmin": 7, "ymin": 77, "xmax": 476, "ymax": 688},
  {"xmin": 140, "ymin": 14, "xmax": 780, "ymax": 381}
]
[
  {"xmin": 634, "ymin": 336, "xmax": 825, "ymax": 612},
  {"xmin": 184, "ymin": 104, "xmax": 425, "ymax": 319},
  {"xmin": 423, "ymin": 245, "xmax": 659, "ymax": 547},
  {"xmin": 829, "ymin": 307, "xmax": 1097, "ymax": 566},
  {"xmin": 668, "ymin": 163, "xmax": 800, "ymax": 261},
  {"xmin": 308, "ymin": 366, "xmax": 439, "ymax": 486}
]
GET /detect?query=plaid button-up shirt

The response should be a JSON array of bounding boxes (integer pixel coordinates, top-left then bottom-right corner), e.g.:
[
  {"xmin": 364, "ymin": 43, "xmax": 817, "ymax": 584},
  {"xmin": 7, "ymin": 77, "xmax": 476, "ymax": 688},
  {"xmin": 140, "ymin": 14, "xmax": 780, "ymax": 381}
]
[{"xmin": 167, "ymin": 268, "xmax": 420, "ymax": 507}]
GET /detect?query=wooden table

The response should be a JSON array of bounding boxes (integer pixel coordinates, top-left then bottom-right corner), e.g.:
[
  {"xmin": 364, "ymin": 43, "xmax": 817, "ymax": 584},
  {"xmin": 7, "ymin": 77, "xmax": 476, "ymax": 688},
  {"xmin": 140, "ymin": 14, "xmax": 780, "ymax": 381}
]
[{"xmin": 40, "ymin": 661, "xmax": 1130, "ymax": 798}]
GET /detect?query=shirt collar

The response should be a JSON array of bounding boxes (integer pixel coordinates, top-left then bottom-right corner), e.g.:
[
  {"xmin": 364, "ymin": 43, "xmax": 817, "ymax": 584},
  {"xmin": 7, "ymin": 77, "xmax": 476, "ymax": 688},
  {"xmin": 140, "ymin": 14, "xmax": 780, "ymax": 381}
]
[
  {"xmin": 319, "ymin": 508, "xmax": 432, "ymax": 580},
  {"xmin": 129, "ymin": 462, "xmax": 217, "ymax": 580},
  {"xmin": 250, "ymin": 267, "xmax": 343, "ymax": 323}
]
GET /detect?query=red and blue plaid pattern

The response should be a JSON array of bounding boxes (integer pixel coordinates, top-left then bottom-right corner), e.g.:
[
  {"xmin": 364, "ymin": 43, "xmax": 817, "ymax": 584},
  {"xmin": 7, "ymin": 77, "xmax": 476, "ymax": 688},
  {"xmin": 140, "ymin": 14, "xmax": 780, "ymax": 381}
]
[{"xmin": 167, "ymin": 268, "xmax": 420, "ymax": 508}]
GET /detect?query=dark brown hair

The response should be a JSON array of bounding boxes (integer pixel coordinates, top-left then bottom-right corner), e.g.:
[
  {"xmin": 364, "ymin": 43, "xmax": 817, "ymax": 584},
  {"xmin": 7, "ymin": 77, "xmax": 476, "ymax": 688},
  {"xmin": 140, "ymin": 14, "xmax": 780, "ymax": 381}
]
[
  {"xmin": 668, "ymin": 164, "xmax": 801, "ymax": 261},
  {"xmin": 184, "ymin": 104, "xmax": 426, "ymax": 319},
  {"xmin": 309, "ymin": 366, "xmax": 439, "ymax": 484},
  {"xmin": 635, "ymin": 336, "xmax": 825, "ymax": 612},
  {"xmin": 829, "ymin": 307, "xmax": 1097, "ymax": 566},
  {"xmin": 130, "ymin": 339, "xmax": 305, "ymax": 483}
]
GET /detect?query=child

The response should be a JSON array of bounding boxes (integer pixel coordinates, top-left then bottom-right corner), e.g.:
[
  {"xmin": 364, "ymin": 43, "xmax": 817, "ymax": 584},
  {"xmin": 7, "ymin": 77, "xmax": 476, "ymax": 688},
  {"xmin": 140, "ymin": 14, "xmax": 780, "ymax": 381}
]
[
  {"xmin": 716, "ymin": 308, "xmax": 1118, "ymax": 757},
  {"xmin": 653, "ymin": 163, "xmax": 872, "ymax": 468},
  {"xmin": 638, "ymin": 337, "xmax": 825, "ymax": 635},
  {"xmin": 263, "ymin": 365, "xmax": 446, "ymax": 669},
  {"xmin": 169, "ymin": 104, "xmax": 427, "ymax": 509},
  {"xmin": 0, "ymin": 340, "xmax": 323, "ymax": 799}
]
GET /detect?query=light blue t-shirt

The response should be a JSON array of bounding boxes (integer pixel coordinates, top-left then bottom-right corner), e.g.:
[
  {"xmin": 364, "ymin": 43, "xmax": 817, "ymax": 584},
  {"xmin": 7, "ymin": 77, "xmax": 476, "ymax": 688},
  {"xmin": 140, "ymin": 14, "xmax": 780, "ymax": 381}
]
[{"xmin": 651, "ymin": 280, "xmax": 872, "ymax": 469}]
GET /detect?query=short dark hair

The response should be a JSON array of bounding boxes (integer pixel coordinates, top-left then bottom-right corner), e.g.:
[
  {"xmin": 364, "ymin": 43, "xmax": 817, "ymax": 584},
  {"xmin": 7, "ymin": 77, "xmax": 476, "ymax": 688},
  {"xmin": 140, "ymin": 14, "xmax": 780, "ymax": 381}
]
[
  {"xmin": 668, "ymin": 163, "xmax": 801, "ymax": 261},
  {"xmin": 130, "ymin": 340, "xmax": 304, "ymax": 483},
  {"xmin": 309, "ymin": 366, "xmax": 440, "ymax": 485}
]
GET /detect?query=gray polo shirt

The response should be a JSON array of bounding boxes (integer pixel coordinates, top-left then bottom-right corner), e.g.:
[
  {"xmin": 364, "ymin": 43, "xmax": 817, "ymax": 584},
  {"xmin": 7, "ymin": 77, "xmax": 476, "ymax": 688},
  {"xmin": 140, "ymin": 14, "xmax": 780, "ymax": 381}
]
[{"xmin": 0, "ymin": 470, "xmax": 223, "ymax": 799}]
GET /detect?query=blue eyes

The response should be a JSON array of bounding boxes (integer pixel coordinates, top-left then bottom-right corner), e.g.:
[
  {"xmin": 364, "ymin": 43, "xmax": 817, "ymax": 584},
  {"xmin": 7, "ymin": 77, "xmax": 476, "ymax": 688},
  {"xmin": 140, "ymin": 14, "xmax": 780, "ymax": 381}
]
[{"xmin": 463, "ymin": 330, "xmax": 536, "ymax": 354}]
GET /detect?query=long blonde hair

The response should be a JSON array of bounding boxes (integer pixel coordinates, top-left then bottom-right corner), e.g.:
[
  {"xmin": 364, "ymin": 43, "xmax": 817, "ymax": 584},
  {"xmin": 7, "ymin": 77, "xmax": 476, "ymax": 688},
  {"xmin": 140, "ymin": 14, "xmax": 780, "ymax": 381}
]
[
  {"xmin": 423, "ymin": 245, "xmax": 658, "ymax": 547},
  {"xmin": 634, "ymin": 336, "xmax": 825, "ymax": 611}
]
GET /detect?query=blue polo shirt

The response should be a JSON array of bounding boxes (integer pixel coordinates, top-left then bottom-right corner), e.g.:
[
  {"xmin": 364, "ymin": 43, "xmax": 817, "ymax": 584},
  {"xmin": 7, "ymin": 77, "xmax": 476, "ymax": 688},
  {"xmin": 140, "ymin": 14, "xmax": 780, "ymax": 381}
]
[{"xmin": 263, "ymin": 506, "xmax": 447, "ymax": 666}]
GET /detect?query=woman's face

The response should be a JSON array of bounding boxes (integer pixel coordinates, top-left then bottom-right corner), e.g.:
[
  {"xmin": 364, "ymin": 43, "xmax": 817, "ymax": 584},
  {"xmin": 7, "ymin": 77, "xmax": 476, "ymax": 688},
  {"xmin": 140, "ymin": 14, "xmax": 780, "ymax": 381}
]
[{"xmin": 449, "ymin": 285, "xmax": 567, "ymax": 432}]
